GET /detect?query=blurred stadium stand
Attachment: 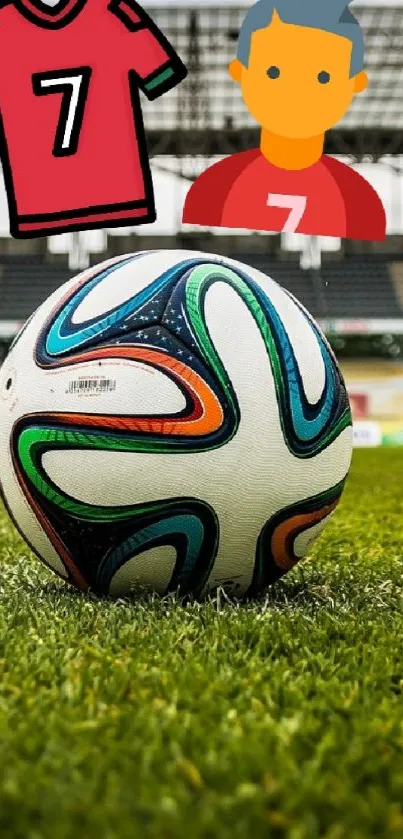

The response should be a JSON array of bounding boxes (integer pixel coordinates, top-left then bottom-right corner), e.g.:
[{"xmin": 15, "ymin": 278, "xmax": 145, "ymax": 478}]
[{"xmin": 1, "ymin": 251, "xmax": 403, "ymax": 324}]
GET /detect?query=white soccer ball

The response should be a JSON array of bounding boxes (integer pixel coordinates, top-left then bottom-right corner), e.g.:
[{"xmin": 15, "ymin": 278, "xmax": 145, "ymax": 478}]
[{"xmin": 0, "ymin": 250, "xmax": 352, "ymax": 598}]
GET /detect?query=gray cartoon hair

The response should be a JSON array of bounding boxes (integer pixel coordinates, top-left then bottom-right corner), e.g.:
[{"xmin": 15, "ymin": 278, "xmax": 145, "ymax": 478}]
[{"xmin": 237, "ymin": 0, "xmax": 364, "ymax": 77}]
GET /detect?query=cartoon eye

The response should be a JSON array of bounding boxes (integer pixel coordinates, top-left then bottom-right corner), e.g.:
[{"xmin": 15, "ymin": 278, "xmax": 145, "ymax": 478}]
[
  {"xmin": 318, "ymin": 71, "xmax": 331, "ymax": 84},
  {"xmin": 267, "ymin": 65, "xmax": 280, "ymax": 79}
]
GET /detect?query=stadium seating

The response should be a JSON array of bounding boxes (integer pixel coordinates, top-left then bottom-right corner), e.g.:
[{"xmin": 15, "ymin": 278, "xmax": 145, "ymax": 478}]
[
  {"xmin": 0, "ymin": 254, "xmax": 402, "ymax": 323},
  {"xmin": 0, "ymin": 256, "xmax": 70, "ymax": 321},
  {"xmin": 237, "ymin": 254, "xmax": 402, "ymax": 320}
]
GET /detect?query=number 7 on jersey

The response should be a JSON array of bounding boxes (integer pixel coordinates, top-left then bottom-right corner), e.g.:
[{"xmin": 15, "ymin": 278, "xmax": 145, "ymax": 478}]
[
  {"xmin": 32, "ymin": 67, "xmax": 92, "ymax": 158},
  {"xmin": 267, "ymin": 193, "xmax": 307, "ymax": 233}
]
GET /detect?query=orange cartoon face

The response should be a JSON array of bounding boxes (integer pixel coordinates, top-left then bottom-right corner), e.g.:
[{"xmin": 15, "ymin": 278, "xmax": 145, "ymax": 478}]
[{"xmin": 229, "ymin": 10, "xmax": 368, "ymax": 139}]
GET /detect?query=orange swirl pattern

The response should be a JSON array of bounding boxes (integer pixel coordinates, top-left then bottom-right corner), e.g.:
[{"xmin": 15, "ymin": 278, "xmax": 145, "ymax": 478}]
[
  {"xmin": 271, "ymin": 499, "xmax": 340, "ymax": 572},
  {"xmin": 40, "ymin": 345, "xmax": 224, "ymax": 437}
]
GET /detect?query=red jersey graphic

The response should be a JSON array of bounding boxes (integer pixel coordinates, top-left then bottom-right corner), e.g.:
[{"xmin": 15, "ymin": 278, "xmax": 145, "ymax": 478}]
[
  {"xmin": 0, "ymin": 0, "xmax": 187, "ymax": 237},
  {"xmin": 182, "ymin": 150, "xmax": 386, "ymax": 241}
]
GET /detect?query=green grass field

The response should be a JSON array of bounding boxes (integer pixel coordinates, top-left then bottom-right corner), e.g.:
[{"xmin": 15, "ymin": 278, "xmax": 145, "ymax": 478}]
[{"xmin": 0, "ymin": 449, "xmax": 403, "ymax": 839}]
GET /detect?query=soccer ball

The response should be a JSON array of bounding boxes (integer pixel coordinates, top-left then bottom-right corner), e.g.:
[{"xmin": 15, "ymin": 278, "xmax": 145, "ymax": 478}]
[{"xmin": 0, "ymin": 251, "xmax": 352, "ymax": 598}]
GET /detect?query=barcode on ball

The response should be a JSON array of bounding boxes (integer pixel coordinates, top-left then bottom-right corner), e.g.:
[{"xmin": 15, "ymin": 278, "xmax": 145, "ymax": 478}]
[{"xmin": 66, "ymin": 378, "xmax": 116, "ymax": 395}]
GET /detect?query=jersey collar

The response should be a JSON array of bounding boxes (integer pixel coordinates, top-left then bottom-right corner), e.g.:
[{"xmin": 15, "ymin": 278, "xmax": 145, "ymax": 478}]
[{"xmin": 14, "ymin": 0, "xmax": 87, "ymax": 27}]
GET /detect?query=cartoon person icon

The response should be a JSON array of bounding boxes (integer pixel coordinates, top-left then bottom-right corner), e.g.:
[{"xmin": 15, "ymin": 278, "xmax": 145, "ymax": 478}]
[{"xmin": 183, "ymin": 0, "xmax": 386, "ymax": 241}]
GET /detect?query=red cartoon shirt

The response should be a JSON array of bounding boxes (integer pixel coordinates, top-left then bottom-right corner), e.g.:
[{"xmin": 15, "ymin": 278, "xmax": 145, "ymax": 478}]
[
  {"xmin": 0, "ymin": 0, "xmax": 186, "ymax": 237},
  {"xmin": 182, "ymin": 149, "xmax": 386, "ymax": 241}
]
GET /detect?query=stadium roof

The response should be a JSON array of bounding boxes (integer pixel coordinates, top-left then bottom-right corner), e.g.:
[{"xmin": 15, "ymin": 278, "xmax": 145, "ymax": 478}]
[{"xmin": 142, "ymin": 3, "xmax": 403, "ymax": 157}]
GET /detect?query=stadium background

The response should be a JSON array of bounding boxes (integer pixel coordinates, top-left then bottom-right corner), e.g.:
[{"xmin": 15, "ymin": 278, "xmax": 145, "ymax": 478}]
[{"xmin": 0, "ymin": 0, "xmax": 403, "ymax": 449}]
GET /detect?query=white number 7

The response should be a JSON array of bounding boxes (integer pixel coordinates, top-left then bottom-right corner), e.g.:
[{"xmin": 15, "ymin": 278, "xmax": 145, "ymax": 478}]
[
  {"xmin": 32, "ymin": 67, "xmax": 92, "ymax": 158},
  {"xmin": 267, "ymin": 193, "xmax": 307, "ymax": 233}
]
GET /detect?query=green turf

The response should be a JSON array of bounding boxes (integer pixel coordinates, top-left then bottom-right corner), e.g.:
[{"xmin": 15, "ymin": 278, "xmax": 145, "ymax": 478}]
[{"xmin": 0, "ymin": 449, "xmax": 403, "ymax": 839}]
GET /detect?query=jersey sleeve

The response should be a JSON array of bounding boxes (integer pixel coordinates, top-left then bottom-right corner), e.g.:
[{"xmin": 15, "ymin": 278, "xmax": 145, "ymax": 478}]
[
  {"xmin": 323, "ymin": 156, "xmax": 387, "ymax": 242},
  {"xmin": 108, "ymin": 0, "xmax": 187, "ymax": 100},
  {"xmin": 348, "ymin": 177, "xmax": 387, "ymax": 242},
  {"xmin": 182, "ymin": 154, "xmax": 255, "ymax": 227}
]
